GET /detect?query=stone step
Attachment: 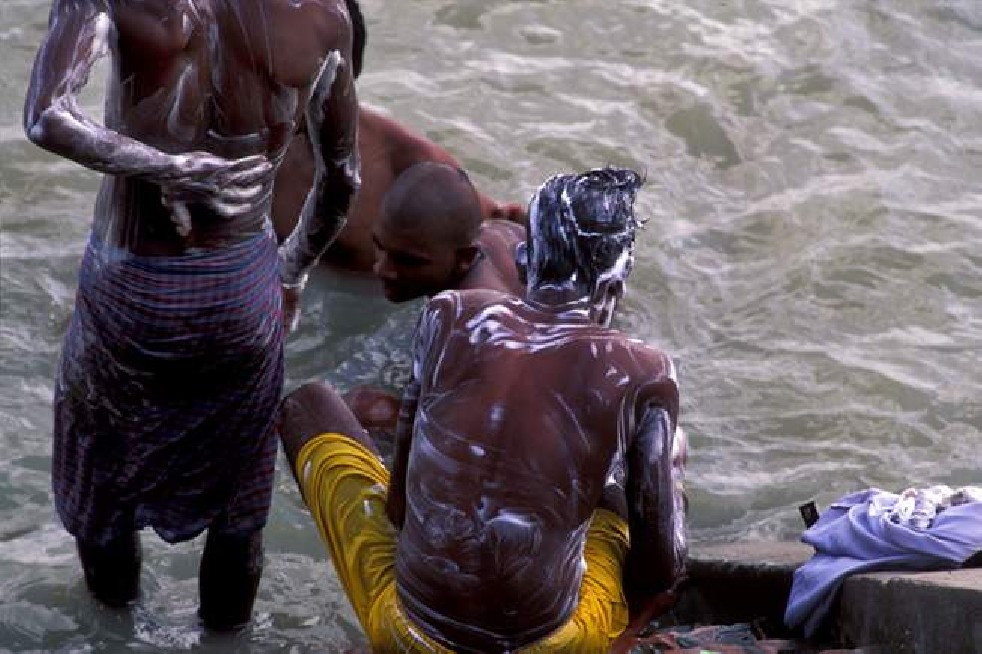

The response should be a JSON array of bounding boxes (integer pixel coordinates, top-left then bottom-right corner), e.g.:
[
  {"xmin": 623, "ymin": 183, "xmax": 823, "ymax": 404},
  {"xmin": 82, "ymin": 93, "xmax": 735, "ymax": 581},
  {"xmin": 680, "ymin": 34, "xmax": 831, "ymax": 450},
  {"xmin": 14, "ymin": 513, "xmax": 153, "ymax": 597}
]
[
  {"xmin": 667, "ymin": 542, "xmax": 982, "ymax": 654},
  {"xmin": 836, "ymin": 568, "xmax": 982, "ymax": 654}
]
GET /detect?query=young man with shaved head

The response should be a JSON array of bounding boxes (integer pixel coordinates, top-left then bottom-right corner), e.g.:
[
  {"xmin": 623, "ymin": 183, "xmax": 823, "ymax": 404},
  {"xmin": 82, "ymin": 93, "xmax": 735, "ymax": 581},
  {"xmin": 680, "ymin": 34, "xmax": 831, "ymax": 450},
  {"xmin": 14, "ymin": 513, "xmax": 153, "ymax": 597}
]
[
  {"xmin": 343, "ymin": 160, "xmax": 526, "ymax": 438},
  {"xmin": 372, "ymin": 161, "xmax": 525, "ymax": 302},
  {"xmin": 279, "ymin": 168, "xmax": 688, "ymax": 652},
  {"xmin": 272, "ymin": 0, "xmax": 525, "ymax": 274},
  {"xmin": 24, "ymin": 0, "xmax": 358, "ymax": 629}
]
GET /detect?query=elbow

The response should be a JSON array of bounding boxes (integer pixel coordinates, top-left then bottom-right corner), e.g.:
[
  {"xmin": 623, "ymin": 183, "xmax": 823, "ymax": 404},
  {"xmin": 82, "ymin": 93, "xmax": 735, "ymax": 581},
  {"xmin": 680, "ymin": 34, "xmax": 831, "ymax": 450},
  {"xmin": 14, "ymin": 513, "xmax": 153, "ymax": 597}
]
[
  {"xmin": 23, "ymin": 106, "xmax": 48, "ymax": 147},
  {"xmin": 23, "ymin": 91, "xmax": 86, "ymax": 156},
  {"xmin": 336, "ymin": 145, "xmax": 361, "ymax": 198},
  {"xmin": 23, "ymin": 103, "xmax": 64, "ymax": 152}
]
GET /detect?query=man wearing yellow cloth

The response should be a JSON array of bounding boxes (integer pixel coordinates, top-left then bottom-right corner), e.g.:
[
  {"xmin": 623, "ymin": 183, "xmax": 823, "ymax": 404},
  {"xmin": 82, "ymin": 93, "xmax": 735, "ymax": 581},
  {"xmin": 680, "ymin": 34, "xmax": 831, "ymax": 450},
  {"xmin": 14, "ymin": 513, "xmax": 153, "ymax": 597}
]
[{"xmin": 279, "ymin": 168, "xmax": 687, "ymax": 653}]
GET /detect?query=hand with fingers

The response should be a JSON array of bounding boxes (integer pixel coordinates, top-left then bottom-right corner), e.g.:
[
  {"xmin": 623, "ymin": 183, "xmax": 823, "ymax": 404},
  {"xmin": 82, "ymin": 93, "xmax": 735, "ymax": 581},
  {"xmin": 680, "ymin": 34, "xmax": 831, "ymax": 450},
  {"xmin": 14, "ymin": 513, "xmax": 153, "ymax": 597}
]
[{"xmin": 160, "ymin": 152, "xmax": 274, "ymax": 234}]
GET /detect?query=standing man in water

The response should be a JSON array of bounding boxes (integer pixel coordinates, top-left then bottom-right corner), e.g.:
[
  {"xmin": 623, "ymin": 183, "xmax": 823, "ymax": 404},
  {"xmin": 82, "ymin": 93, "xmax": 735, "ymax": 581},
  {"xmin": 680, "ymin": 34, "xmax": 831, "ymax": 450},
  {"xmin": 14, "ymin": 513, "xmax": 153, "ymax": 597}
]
[
  {"xmin": 24, "ymin": 0, "xmax": 359, "ymax": 630},
  {"xmin": 279, "ymin": 168, "xmax": 688, "ymax": 652}
]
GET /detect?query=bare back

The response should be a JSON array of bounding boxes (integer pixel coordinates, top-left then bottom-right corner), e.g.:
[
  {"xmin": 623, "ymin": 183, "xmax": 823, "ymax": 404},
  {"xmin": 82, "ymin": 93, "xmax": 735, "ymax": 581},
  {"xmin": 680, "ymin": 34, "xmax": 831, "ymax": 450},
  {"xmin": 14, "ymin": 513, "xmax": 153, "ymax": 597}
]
[
  {"xmin": 25, "ymin": 0, "xmax": 352, "ymax": 255},
  {"xmin": 272, "ymin": 106, "xmax": 527, "ymax": 273},
  {"xmin": 394, "ymin": 290, "xmax": 678, "ymax": 649}
]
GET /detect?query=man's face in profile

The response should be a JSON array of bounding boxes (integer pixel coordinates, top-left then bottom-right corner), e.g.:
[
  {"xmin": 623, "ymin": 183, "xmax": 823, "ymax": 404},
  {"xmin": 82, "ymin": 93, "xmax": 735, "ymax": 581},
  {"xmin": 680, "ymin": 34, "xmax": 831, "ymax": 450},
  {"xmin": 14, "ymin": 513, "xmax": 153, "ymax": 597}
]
[{"xmin": 371, "ymin": 221, "xmax": 458, "ymax": 302}]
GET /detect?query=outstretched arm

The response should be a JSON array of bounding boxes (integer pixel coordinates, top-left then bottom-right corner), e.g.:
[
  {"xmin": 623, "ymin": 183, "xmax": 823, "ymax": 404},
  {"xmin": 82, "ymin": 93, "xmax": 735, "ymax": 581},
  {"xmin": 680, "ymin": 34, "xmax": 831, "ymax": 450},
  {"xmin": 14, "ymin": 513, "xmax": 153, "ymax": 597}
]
[{"xmin": 23, "ymin": 0, "xmax": 269, "ymax": 219}]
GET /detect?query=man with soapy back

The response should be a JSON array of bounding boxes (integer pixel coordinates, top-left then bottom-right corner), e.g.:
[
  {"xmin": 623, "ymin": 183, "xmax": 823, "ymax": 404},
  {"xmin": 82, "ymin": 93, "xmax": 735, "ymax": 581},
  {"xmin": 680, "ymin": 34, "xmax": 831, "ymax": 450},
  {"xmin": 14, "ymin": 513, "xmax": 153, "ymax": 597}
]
[
  {"xmin": 24, "ymin": 0, "xmax": 359, "ymax": 629},
  {"xmin": 278, "ymin": 167, "xmax": 688, "ymax": 652}
]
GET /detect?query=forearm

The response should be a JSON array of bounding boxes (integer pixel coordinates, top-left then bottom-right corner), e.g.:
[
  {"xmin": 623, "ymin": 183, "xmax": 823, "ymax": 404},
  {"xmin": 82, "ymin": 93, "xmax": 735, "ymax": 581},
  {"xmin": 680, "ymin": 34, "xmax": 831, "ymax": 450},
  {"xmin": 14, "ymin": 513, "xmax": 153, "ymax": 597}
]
[
  {"xmin": 625, "ymin": 552, "xmax": 685, "ymax": 615},
  {"xmin": 625, "ymin": 405, "xmax": 687, "ymax": 605},
  {"xmin": 278, "ymin": 157, "xmax": 357, "ymax": 286},
  {"xmin": 26, "ymin": 99, "xmax": 186, "ymax": 182},
  {"xmin": 624, "ymin": 494, "xmax": 687, "ymax": 609},
  {"xmin": 24, "ymin": 4, "xmax": 187, "ymax": 185},
  {"xmin": 385, "ymin": 379, "xmax": 419, "ymax": 529}
]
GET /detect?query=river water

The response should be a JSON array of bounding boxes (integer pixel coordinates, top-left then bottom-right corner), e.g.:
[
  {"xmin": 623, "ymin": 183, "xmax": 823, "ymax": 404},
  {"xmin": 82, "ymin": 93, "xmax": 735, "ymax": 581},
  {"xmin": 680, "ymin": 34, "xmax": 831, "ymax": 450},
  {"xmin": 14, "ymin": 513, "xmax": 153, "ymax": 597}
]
[{"xmin": 1, "ymin": 0, "xmax": 980, "ymax": 651}]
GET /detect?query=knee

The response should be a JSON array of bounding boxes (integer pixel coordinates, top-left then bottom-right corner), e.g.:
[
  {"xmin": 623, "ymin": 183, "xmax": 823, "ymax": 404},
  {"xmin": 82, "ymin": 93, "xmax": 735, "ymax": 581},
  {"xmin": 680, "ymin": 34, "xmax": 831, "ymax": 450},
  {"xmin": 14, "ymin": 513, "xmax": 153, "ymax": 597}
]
[
  {"xmin": 279, "ymin": 381, "xmax": 337, "ymax": 434},
  {"xmin": 280, "ymin": 381, "xmax": 346, "ymax": 424},
  {"xmin": 278, "ymin": 380, "xmax": 363, "ymax": 447},
  {"xmin": 297, "ymin": 380, "xmax": 341, "ymax": 401}
]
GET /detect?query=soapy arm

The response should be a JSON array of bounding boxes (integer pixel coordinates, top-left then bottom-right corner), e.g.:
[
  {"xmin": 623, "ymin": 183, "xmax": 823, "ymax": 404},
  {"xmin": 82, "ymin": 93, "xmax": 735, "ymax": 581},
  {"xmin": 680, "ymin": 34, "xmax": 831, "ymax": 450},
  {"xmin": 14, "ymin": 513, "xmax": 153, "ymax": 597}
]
[
  {"xmin": 23, "ymin": 0, "xmax": 270, "ymax": 223},
  {"xmin": 385, "ymin": 294, "xmax": 454, "ymax": 528},
  {"xmin": 386, "ymin": 376, "xmax": 419, "ymax": 530},
  {"xmin": 624, "ymin": 401, "xmax": 687, "ymax": 611},
  {"xmin": 278, "ymin": 50, "xmax": 360, "ymax": 290}
]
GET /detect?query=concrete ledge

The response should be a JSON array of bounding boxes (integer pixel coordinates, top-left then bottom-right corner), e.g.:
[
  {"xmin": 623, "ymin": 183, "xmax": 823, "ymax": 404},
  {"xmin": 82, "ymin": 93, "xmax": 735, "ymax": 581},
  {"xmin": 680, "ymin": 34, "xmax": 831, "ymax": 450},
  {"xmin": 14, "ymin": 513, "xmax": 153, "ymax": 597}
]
[
  {"xmin": 674, "ymin": 542, "xmax": 982, "ymax": 654},
  {"xmin": 837, "ymin": 569, "xmax": 982, "ymax": 654},
  {"xmin": 675, "ymin": 542, "xmax": 811, "ymax": 637}
]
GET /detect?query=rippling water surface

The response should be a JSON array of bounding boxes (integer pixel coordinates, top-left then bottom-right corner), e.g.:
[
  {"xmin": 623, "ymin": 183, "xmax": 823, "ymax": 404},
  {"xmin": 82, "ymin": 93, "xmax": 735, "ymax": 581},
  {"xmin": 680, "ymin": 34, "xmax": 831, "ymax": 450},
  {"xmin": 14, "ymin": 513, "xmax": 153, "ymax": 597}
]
[{"xmin": 2, "ymin": 0, "xmax": 981, "ymax": 650}]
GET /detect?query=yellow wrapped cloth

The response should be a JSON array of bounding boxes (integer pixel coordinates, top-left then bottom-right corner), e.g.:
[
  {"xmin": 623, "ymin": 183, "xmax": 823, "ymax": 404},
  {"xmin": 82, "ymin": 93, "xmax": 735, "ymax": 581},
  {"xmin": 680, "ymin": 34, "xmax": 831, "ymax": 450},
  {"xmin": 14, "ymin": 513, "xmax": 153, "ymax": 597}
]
[{"xmin": 297, "ymin": 432, "xmax": 630, "ymax": 652}]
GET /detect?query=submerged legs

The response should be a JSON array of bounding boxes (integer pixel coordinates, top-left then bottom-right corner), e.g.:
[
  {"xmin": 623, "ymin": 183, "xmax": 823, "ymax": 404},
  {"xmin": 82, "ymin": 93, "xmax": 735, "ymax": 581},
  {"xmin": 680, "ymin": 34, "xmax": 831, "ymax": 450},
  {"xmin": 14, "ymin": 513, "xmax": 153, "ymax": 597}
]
[
  {"xmin": 76, "ymin": 531, "xmax": 142, "ymax": 608},
  {"xmin": 198, "ymin": 528, "xmax": 264, "ymax": 631}
]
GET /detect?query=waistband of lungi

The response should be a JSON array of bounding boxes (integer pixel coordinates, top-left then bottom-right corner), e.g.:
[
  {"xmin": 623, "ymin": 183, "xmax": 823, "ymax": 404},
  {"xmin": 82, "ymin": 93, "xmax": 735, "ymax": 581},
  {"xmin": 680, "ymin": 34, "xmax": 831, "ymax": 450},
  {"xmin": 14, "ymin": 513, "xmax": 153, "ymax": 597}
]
[
  {"xmin": 75, "ymin": 222, "xmax": 283, "ymax": 347},
  {"xmin": 85, "ymin": 220, "xmax": 278, "ymax": 277}
]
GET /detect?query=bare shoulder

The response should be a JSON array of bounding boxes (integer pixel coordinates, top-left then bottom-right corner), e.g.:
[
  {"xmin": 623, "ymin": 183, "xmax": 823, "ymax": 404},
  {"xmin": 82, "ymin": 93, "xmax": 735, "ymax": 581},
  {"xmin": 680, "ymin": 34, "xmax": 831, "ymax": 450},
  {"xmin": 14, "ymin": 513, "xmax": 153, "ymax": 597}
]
[
  {"xmin": 594, "ymin": 329, "xmax": 676, "ymax": 383},
  {"xmin": 262, "ymin": 0, "xmax": 352, "ymax": 85},
  {"xmin": 477, "ymin": 220, "xmax": 524, "ymax": 266},
  {"xmin": 629, "ymin": 337, "xmax": 676, "ymax": 379},
  {"xmin": 429, "ymin": 288, "xmax": 513, "ymax": 316},
  {"xmin": 480, "ymin": 219, "xmax": 525, "ymax": 242}
]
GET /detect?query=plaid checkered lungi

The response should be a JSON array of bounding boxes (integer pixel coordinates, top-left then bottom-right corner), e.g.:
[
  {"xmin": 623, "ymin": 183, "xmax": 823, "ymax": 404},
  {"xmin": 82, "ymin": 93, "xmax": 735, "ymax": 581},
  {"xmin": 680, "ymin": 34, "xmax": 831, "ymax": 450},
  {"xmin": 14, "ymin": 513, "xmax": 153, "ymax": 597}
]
[{"xmin": 53, "ymin": 230, "xmax": 284, "ymax": 545}]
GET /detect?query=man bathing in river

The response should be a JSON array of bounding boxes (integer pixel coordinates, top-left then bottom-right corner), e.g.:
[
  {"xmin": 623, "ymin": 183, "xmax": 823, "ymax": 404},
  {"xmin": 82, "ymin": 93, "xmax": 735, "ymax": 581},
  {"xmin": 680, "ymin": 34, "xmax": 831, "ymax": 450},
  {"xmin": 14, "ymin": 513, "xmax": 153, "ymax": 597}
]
[
  {"xmin": 24, "ymin": 0, "xmax": 358, "ymax": 629},
  {"xmin": 279, "ymin": 167, "xmax": 688, "ymax": 651},
  {"xmin": 272, "ymin": 0, "xmax": 525, "ymax": 274},
  {"xmin": 370, "ymin": 161, "xmax": 525, "ymax": 303},
  {"xmin": 344, "ymin": 160, "xmax": 526, "ymax": 439}
]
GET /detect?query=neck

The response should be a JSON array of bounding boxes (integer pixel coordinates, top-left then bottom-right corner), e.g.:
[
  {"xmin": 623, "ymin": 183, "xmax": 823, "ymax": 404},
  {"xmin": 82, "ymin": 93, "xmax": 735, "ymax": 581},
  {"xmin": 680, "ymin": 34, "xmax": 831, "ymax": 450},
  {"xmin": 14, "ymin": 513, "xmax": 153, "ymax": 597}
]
[
  {"xmin": 525, "ymin": 285, "xmax": 593, "ymax": 319},
  {"xmin": 454, "ymin": 246, "xmax": 486, "ymax": 288}
]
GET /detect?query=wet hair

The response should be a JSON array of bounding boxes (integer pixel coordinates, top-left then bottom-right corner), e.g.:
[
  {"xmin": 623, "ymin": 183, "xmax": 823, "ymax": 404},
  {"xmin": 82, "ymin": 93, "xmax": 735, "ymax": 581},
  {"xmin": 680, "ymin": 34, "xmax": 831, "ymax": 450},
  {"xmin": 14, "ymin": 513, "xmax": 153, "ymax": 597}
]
[
  {"xmin": 524, "ymin": 167, "xmax": 645, "ymax": 291},
  {"xmin": 344, "ymin": 0, "xmax": 367, "ymax": 79},
  {"xmin": 381, "ymin": 162, "xmax": 482, "ymax": 247}
]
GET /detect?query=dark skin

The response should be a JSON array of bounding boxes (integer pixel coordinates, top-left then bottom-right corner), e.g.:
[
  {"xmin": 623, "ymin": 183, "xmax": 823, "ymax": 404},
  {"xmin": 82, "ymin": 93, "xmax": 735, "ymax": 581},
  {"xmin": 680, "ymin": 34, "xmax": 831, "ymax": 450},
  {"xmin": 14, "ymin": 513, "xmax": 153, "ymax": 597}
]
[
  {"xmin": 341, "ymin": 213, "xmax": 525, "ymax": 444},
  {"xmin": 346, "ymin": 162, "xmax": 525, "ymax": 441},
  {"xmin": 281, "ymin": 287, "xmax": 685, "ymax": 652},
  {"xmin": 272, "ymin": 105, "xmax": 526, "ymax": 274},
  {"xmin": 24, "ymin": 0, "xmax": 358, "ymax": 629},
  {"xmin": 371, "ymin": 218, "xmax": 524, "ymax": 303}
]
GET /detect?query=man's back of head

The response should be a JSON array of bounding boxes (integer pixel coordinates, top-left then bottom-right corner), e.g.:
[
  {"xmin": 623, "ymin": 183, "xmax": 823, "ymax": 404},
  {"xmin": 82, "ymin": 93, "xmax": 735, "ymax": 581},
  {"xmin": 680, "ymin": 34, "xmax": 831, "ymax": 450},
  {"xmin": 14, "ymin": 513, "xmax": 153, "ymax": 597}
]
[
  {"xmin": 381, "ymin": 162, "xmax": 483, "ymax": 244},
  {"xmin": 519, "ymin": 167, "xmax": 645, "ymax": 324}
]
